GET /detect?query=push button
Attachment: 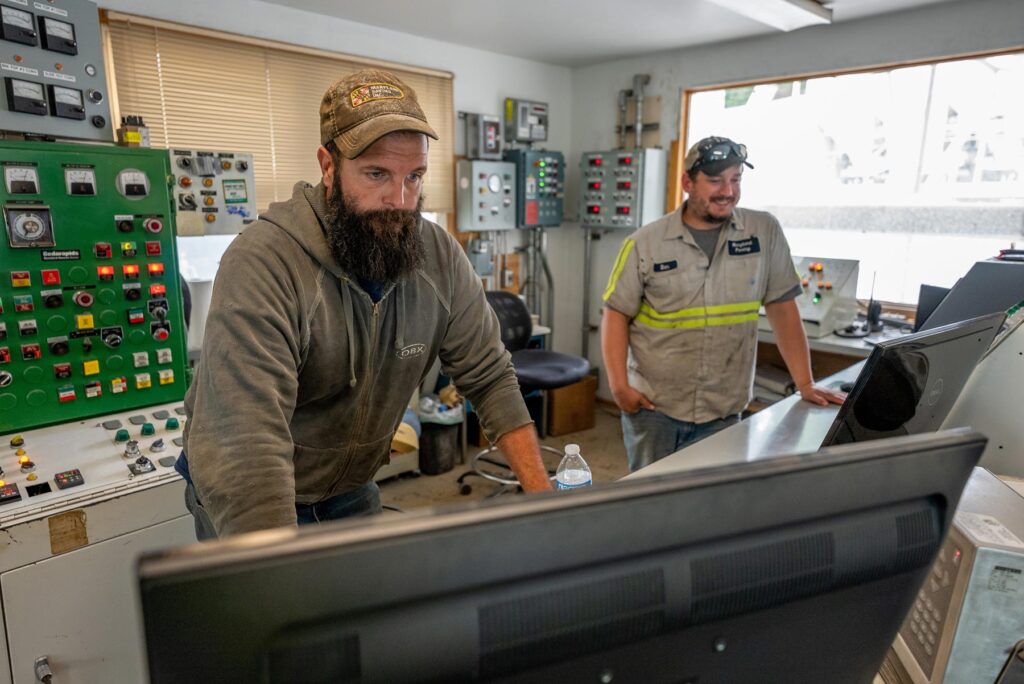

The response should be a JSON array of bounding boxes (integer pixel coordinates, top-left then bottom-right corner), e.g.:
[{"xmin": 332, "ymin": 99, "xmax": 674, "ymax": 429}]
[
  {"xmin": 82, "ymin": 359, "xmax": 100, "ymax": 376},
  {"xmin": 76, "ymin": 314, "xmax": 94, "ymax": 330}
]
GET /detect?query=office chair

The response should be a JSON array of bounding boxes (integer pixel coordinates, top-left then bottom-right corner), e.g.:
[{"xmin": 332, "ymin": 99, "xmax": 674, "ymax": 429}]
[{"xmin": 457, "ymin": 291, "xmax": 591, "ymax": 495}]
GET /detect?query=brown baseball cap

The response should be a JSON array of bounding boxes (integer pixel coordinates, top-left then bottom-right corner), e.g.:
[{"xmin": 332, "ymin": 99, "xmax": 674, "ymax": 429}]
[
  {"xmin": 684, "ymin": 136, "xmax": 753, "ymax": 176},
  {"xmin": 320, "ymin": 68, "xmax": 438, "ymax": 159}
]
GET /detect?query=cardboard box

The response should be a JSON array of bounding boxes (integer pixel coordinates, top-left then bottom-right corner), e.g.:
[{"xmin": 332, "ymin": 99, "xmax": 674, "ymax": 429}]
[{"xmin": 547, "ymin": 374, "xmax": 596, "ymax": 436}]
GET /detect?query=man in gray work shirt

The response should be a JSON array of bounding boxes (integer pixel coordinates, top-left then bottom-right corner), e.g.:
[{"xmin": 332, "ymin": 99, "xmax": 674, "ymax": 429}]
[
  {"xmin": 602, "ymin": 136, "xmax": 846, "ymax": 471},
  {"xmin": 177, "ymin": 69, "xmax": 551, "ymax": 538}
]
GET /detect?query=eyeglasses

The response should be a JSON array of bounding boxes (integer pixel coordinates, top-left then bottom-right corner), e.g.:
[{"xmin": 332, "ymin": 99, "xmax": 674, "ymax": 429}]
[{"xmin": 691, "ymin": 139, "xmax": 748, "ymax": 171}]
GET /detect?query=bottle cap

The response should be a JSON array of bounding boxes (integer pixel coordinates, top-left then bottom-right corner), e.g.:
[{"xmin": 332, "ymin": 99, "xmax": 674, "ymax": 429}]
[{"xmin": 565, "ymin": 444, "xmax": 580, "ymax": 455}]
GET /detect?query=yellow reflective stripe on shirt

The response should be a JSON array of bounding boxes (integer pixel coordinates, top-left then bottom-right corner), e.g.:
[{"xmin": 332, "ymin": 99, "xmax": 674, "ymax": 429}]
[
  {"xmin": 635, "ymin": 311, "xmax": 760, "ymax": 329},
  {"xmin": 602, "ymin": 239, "xmax": 635, "ymax": 302},
  {"xmin": 638, "ymin": 299, "xmax": 761, "ymax": 320}
]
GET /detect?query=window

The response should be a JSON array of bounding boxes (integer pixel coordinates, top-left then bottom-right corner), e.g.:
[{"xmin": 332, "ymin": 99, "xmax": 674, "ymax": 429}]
[
  {"xmin": 103, "ymin": 12, "xmax": 454, "ymax": 213},
  {"xmin": 685, "ymin": 52, "xmax": 1024, "ymax": 303}
]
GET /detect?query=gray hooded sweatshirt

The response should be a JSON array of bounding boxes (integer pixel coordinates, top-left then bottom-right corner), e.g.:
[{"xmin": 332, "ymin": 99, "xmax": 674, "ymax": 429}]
[{"xmin": 183, "ymin": 181, "xmax": 531, "ymax": 536}]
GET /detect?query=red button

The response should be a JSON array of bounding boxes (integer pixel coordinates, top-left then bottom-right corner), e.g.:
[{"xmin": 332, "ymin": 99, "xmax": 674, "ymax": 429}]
[
  {"xmin": 145, "ymin": 241, "xmax": 162, "ymax": 256},
  {"xmin": 41, "ymin": 269, "xmax": 61, "ymax": 285},
  {"xmin": 149, "ymin": 284, "xmax": 166, "ymax": 296},
  {"xmin": 153, "ymin": 328, "xmax": 169, "ymax": 341},
  {"xmin": 148, "ymin": 263, "xmax": 165, "ymax": 277}
]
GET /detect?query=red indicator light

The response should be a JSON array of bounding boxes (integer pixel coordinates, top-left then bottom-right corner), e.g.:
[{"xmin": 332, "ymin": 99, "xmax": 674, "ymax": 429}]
[
  {"xmin": 587, "ymin": 205, "xmax": 601, "ymax": 214},
  {"xmin": 590, "ymin": 158, "xmax": 602, "ymax": 166},
  {"xmin": 148, "ymin": 263, "xmax": 165, "ymax": 277},
  {"xmin": 589, "ymin": 181, "xmax": 601, "ymax": 190},
  {"xmin": 149, "ymin": 284, "xmax": 167, "ymax": 296},
  {"xmin": 620, "ymin": 156, "xmax": 633, "ymax": 165},
  {"xmin": 122, "ymin": 264, "xmax": 140, "ymax": 278},
  {"xmin": 145, "ymin": 241, "xmax": 162, "ymax": 256},
  {"xmin": 618, "ymin": 181, "xmax": 632, "ymax": 190},
  {"xmin": 97, "ymin": 266, "xmax": 115, "ymax": 280},
  {"xmin": 616, "ymin": 206, "xmax": 631, "ymax": 215}
]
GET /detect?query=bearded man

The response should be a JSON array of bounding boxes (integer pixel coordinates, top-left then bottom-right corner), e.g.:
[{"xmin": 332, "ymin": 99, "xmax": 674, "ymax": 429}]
[{"xmin": 178, "ymin": 69, "xmax": 551, "ymax": 539}]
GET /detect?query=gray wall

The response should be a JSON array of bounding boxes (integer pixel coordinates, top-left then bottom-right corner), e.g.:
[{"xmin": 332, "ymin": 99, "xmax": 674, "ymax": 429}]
[{"xmin": 551, "ymin": 0, "xmax": 1024, "ymax": 393}]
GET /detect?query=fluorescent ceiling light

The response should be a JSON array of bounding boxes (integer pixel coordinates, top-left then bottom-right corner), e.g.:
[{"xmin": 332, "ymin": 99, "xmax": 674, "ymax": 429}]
[{"xmin": 709, "ymin": 0, "xmax": 833, "ymax": 32}]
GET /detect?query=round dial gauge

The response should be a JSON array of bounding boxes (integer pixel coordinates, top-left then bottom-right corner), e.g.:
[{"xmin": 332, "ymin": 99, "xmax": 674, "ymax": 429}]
[
  {"xmin": 52, "ymin": 86, "xmax": 83, "ymax": 106},
  {"xmin": 12, "ymin": 212, "xmax": 47, "ymax": 241},
  {"xmin": 66, "ymin": 168, "xmax": 94, "ymax": 184},
  {"xmin": 2, "ymin": 7, "xmax": 33, "ymax": 30},
  {"xmin": 486, "ymin": 174, "xmax": 502, "ymax": 194},
  {"xmin": 12, "ymin": 80, "xmax": 43, "ymax": 100},
  {"xmin": 45, "ymin": 18, "xmax": 74, "ymax": 40}
]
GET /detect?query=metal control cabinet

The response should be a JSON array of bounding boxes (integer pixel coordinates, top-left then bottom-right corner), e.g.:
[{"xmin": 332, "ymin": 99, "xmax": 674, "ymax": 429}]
[
  {"xmin": 170, "ymin": 148, "xmax": 256, "ymax": 236},
  {"xmin": 890, "ymin": 468, "xmax": 1024, "ymax": 684},
  {"xmin": 464, "ymin": 113, "xmax": 502, "ymax": 161},
  {"xmin": 455, "ymin": 159, "xmax": 516, "ymax": 232},
  {"xmin": 0, "ymin": 141, "xmax": 188, "ymax": 435},
  {"xmin": 758, "ymin": 256, "xmax": 859, "ymax": 338},
  {"xmin": 0, "ymin": 0, "xmax": 112, "ymax": 141},
  {"xmin": 503, "ymin": 148, "xmax": 564, "ymax": 228},
  {"xmin": 503, "ymin": 97, "xmax": 547, "ymax": 144},
  {"xmin": 578, "ymin": 148, "xmax": 666, "ymax": 229}
]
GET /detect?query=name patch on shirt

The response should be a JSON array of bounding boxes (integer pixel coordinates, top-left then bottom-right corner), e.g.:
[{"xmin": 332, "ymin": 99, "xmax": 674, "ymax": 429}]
[
  {"xmin": 653, "ymin": 260, "xmax": 678, "ymax": 273},
  {"xmin": 727, "ymin": 237, "xmax": 761, "ymax": 256}
]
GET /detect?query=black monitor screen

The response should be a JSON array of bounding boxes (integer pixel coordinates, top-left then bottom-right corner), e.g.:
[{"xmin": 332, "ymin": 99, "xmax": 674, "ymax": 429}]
[
  {"xmin": 821, "ymin": 312, "xmax": 1004, "ymax": 447},
  {"xmin": 138, "ymin": 430, "xmax": 985, "ymax": 684},
  {"xmin": 913, "ymin": 283, "xmax": 950, "ymax": 332}
]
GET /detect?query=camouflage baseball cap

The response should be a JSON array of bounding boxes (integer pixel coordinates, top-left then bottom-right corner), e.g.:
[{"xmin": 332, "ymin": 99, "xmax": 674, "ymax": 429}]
[
  {"xmin": 320, "ymin": 68, "xmax": 438, "ymax": 159},
  {"xmin": 684, "ymin": 136, "xmax": 754, "ymax": 175}
]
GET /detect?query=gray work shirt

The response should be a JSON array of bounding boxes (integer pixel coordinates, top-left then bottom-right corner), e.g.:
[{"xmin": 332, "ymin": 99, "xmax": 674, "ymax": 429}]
[{"xmin": 603, "ymin": 206, "xmax": 801, "ymax": 423}]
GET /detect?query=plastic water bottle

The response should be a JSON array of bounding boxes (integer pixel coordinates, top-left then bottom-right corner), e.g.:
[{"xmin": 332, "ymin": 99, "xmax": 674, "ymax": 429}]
[{"xmin": 556, "ymin": 444, "xmax": 592, "ymax": 490}]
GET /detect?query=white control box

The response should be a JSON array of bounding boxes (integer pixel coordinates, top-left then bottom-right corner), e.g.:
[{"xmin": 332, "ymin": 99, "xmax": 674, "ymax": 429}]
[
  {"xmin": 170, "ymin": 149, "xmax": 256, "ymax": 235},
  {"xmin": 759, "ymin": 256, "xmax": 859, "ymax": 338}
]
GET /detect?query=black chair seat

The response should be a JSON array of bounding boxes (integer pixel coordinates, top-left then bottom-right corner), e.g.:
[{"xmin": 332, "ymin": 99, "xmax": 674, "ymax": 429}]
[{"xmin": 511, "ymin": 349, "xmax": 590, "ymax": 391}]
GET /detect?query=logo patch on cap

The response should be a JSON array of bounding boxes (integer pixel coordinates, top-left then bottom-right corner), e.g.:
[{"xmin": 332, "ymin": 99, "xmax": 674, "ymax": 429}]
[{"xmin": 350, "ymin": 83, "xmax": 405, "ymax": 107}]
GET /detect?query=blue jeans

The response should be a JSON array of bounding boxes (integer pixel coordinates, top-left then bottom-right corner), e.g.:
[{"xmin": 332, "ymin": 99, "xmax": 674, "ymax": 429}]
[
  {"xmin": 184, "ymin": 481, "xmax": 382, "ymax": 541},
  {"xmin": 621, "ymin": 409, "xmax": 741, "ymax": 472}
]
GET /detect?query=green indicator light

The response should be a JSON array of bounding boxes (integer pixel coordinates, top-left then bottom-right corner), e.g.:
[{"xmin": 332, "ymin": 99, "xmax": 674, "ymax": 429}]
[
  {"xmin": 539, "ymin": 172, "xmax": 545, "ymax": 177},
  {"xmin": 539, "ymin": 161, "xmax": 546, "ymax": 167},
  {"xmin": 539, "ymin": 182, "xmax": 545, "ymax": 187}
]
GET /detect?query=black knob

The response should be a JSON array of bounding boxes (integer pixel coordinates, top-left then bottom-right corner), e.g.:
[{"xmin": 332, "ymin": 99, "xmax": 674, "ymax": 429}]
[
  {"xmin": 87, "ymin": 89, "xmax": 104, "ymax": 103},
  {"xmin": 236, "ymin": 160, "xmax": 248, "ymax": 172},
  {"xmin": 91, "ymin": 115, "xmax": 106, "ymax": 129},
  {"xmin": 44, "ymin": 293, "xmax": 64, "ymax": 308},
  {"xmin": 125, "ymin": 288, "xmax": 141, "ymax": 301},
  {"xmin": 177, "ymin": 157, "xmax": 192, "ymax": 170},
  {"xmin": 103, "ymin": 332, "xmax": 123, "ymax": 348},
  {"xmin": 48, "ymin": 341, "xmax": 69, "ymax": 356}
]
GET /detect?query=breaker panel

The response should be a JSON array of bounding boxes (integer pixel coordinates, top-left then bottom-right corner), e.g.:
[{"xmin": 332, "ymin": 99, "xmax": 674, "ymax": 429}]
[
  {"xmin": 170, "ymin": 149, "xmax": 256, "ymax": 235},
  {"xmin": 455, "ymin": 159, "xmax": 516, "ymax": 231},
  {"xmin": 578, "ymin": 148, "xmax": 666, "ymax": 229},
  {"xmin": 0, "ymin": 0, "xmax": 113, "ymax": 141},
  {"xmin": 503, "ymin": 148, "xmax": 564, "ymax": 228},
  {"xmin": 0, "ymin": 140, "xmax": 188, "ymax": 435}
]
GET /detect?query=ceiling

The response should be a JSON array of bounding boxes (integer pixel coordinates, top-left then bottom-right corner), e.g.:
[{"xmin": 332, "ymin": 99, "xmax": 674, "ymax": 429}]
[{"xmin": 258, "ymin": 0, "xmax": 958, "ymax": 67}]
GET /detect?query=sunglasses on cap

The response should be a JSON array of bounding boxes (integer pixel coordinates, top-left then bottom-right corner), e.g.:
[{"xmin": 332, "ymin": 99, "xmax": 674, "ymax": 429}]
[{"xmin": 690, "ymin": 138, "xmax": 753, "ymax": 172}]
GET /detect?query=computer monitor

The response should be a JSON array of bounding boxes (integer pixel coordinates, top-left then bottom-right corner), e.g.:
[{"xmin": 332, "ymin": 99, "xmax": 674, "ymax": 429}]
[
  {"xmin": 821, "ymin": 312, "xmax": 1004, "ymax": 447},
  {"xmin": 919, "ymin": 259, "xmax": 1024, "ymax": 331},
  {"xmin": 138, "ymin": 430, "xmax": 985, "ymax": 684},
  {"xmin": 912, "ymin": 283, "xmax": 950, "ymax": 332}
]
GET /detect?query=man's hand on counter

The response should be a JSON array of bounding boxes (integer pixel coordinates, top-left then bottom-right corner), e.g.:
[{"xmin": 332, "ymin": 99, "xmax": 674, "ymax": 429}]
[{"xmin": 797, "ymin": 383, "xmax": 847, "ymax": 406}]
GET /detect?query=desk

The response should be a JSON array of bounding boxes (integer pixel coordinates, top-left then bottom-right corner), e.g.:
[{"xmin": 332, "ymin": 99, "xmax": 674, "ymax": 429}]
[
  {"xmin": 628, "ymin": 363, "xmax": 863, "ymax": 479},
  {"xmin": 758, "ymin": 327, "xmax": 904, "ymax": 359}
]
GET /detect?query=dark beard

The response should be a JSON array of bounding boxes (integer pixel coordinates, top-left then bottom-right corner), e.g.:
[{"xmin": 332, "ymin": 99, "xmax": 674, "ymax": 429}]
[{"xmin": 324, "ymin": 174, "xmax": 425, "ymax": 284}]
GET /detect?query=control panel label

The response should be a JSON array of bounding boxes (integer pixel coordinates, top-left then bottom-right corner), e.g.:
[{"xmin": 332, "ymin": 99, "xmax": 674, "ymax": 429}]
[
  {"xmin": 33, "ymin": 1, "xmax": 69, "ymax": 16},
  {"xmin": 43, "ymin": 70, "xmax": 76, "ymax": 83},
  {"xmin": 1, "ymin": 62, "xmax": 39, "ymax": 77},
  {"xmin": 41, "ymin": 249, "xmax": 81, "ymax": 261}
]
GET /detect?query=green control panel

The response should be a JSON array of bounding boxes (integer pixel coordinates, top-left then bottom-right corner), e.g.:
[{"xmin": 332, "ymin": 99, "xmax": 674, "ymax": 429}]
[{"xmin": 0, "ymin": 141, "xmax": 187, "ymax": 434}]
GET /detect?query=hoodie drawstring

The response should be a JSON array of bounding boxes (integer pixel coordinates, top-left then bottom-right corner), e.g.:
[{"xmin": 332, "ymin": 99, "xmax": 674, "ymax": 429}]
[
  {"xmin": 341, "ymin": 282, "xmax": 357, "ymax": 388},
  {"xmin": 395, "ymin": 280, "xmax": 406, "ymax": 351}
]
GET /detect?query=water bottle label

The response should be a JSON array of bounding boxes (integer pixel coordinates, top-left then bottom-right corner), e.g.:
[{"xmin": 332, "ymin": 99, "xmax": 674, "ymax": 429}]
[{"xmin": 556, "ymin": 479, "xmax": 592, "ymax": 490}]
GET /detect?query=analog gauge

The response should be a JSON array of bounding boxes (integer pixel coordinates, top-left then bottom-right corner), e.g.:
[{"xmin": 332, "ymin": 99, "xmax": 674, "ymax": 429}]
[
  {"xmin": 44, "ymin": 18, "xmax": 75, "ymax": 40},
  {"xmin": 4, "ymin": 166, "xmax": 39, "ymax": 194},
  {"xmin": 65, "ymin": 167, "xmax": 96, "ymax": 195},
  {"xmin": 5, "ymin": 205, "xmax": 54, "ymax": 248},
  {"xmin": 12, "ymin": 79, "xmax": 44, "ymax": 101},
  {"xmin": 116, "ymin": 169, "xmax": 150, "ymax": 199},
  {"xmin": 486, "ymin": 174, "xmax": 502, "ymax": 194},
  {"xmin": 1, "ymin": 6, "xmax": 33, "ymax": 30},
  {"xmin": 13, "ymin": 212, "xmax": 45, "ymax": 240},
  {"xmin": 52, "ymin": 86, "xmax": 83, "ymax": 106}
]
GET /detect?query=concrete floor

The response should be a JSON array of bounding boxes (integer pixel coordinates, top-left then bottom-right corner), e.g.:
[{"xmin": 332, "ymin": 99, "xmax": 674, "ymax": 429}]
[{"xmin": 378, "ymin": 404, "xmax": 629, "ymax": 514}]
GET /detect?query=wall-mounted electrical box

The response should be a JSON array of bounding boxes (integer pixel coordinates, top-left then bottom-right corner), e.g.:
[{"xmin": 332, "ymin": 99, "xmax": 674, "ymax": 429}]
[
  {"xmin": 504, "ymin": 97, "xmax": 548, "ymax": 144},
  {"xmin": 456, "ymin": 159, "xmax": 516, "ymax": 232},
  {"xmin": 0, "ymin": 140, "xmax": 188, "ymax": 435},
  {"xmin": 169, "ymin": 149, "xmax": 256, "ymax": 236},
  {"xmin": 578, "ymin": 148, "xmax": 666, "ymax": 229},
  {"xmin": 0, "ymin": 0, "xmax": 112, "ymax": 141},
  {"xmin": 503, "ymin": 148, "xmax": 564, "ymax": 228},
  {"xmin": 463, "ymin": 112, "xmax": 502, "ymax": 161}
]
